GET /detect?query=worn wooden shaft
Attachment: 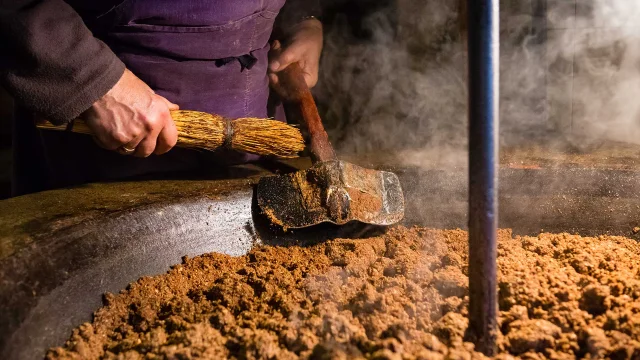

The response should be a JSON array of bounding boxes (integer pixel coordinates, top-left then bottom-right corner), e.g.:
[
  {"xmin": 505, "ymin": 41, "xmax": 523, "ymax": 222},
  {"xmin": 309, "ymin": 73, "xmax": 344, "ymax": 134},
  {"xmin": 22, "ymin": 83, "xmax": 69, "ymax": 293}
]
[
  {"xmin": 277, "ymin": 63, "xmax": 336, "ymax": 163},
  {"xmin": 458, "ymin": 0, "xmax": 467, "ymax": 43}
]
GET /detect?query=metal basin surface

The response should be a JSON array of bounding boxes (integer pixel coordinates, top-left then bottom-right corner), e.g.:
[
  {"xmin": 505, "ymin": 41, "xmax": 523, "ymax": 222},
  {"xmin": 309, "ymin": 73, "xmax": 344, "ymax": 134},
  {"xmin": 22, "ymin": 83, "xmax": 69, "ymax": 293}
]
[{"xmin": 1, "ymin": 166, "xmax": 639, "ymax": 359}]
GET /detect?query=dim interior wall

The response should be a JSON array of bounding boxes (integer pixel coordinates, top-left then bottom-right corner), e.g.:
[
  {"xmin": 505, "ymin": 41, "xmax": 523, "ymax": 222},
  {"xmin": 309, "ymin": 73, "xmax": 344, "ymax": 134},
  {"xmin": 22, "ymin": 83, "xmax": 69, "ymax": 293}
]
[
  {"xmin": 500, "ymin": 0, "xmax": 554, "ymax": 144},
  {"xmin": 0, "ymin": 87, "xmax": 13, "ymax": 199},
  {"xmin": 315, "ymin": 0, "xmax": 640, "ymax": 162},
  {"xmin": 0, "ymin": 87, "xmax": 12, "ymax": 148},
  {"xmin": 315, "ymin": 0, "xmax": 555, "ymax": 162},
  {"xmin": 546, "ymin": 0, "xmax": 640, "ymax": 147}
]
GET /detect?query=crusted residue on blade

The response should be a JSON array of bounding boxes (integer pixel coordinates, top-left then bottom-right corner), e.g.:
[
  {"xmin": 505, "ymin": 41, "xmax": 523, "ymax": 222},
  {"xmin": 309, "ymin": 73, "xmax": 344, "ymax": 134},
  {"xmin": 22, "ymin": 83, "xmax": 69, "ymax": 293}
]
[
  {"xmin": 256, "ymin": 161, "xmax": 405, "ymax": 229},
  {"xmin": 256, "ymin": 168, "xmax": 326, "ymax": 229}
]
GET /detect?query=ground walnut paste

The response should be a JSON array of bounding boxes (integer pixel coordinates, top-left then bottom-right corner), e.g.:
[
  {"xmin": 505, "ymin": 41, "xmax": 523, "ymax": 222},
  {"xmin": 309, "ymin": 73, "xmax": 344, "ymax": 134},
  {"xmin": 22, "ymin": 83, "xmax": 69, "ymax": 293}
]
[{"xmin": 48, "ymin": 227, "xmax": 640, "ymax": 359}]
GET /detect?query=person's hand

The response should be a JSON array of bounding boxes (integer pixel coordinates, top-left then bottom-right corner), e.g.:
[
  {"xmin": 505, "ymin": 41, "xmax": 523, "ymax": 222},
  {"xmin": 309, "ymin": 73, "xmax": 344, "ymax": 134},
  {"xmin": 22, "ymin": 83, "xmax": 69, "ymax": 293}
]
[
  {"xmin": 269, "ymin": 18, "xmax": 323, "ymax": 89},
  {"xmin": 80, "ymin": 69, "xmax": 179, "ymax": 157}
]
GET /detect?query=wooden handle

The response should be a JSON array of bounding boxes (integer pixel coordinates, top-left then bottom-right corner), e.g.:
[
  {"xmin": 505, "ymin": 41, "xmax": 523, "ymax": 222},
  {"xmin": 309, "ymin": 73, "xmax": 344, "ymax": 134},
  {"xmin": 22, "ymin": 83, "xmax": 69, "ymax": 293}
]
[
  {"xmin": 458, "ymin": 0, "xmax": 468, "ymax": 43},
  {"xmin": 278, "ymin": 63, "xmax": 336, "ymax": 163},
  {"xmin": 35, "ymin": 110, "xmax": 306, "ymax": 158}
]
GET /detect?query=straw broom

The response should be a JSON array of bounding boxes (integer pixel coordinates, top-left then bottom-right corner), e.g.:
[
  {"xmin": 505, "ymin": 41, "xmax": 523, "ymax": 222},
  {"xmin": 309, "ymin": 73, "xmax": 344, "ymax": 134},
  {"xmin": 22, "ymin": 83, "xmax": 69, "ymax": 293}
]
[{"xmin": 36, "ymin": 110, "xmax": 305, "ymax": 158}]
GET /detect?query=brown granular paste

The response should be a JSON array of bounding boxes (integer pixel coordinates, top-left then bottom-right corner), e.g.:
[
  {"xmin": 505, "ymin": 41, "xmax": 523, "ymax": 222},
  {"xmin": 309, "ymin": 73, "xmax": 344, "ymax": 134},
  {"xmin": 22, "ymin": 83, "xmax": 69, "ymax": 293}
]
[{"xmin": 47, "ymin": 227, "xmax": 640, "ymax": 359}]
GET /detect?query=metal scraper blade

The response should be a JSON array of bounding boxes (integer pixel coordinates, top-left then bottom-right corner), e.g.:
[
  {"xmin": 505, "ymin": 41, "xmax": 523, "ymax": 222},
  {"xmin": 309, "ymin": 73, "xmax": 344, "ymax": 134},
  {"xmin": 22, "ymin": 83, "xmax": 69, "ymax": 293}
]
[{"xmin": 256, "ymin": 160, "xmax": 405, "ymax": 229}]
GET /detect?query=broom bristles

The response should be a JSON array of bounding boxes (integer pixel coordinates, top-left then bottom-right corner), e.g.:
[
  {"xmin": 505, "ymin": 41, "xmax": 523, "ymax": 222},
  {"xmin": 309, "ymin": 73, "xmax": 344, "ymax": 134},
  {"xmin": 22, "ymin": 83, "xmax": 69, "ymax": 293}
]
[
  {"xmin": 170, "ymin": 110, "xmax": 226, "ymax": 151},
  {"xmin": 37, "ymin": 110, "xmax": 305, "ymax": 158},
  {"xmin": 232, "ymin": 118, "xmax": 305, "ymax": 158}
]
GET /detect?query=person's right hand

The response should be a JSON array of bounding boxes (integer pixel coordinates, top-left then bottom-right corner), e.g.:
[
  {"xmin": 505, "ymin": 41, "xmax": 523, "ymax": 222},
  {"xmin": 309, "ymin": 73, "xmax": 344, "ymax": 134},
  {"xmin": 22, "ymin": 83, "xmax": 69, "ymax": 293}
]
[{"xmin": 80, "ymin": 69, "xmax": 179, "ymax": 157}]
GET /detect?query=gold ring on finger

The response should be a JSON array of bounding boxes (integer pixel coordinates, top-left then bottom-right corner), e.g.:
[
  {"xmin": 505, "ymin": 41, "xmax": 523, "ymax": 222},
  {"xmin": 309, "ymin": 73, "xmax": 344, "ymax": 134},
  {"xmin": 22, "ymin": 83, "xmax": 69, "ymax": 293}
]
[{"xmin": 119, "ymin": 146, "xmax": 135, "ymax": 155}]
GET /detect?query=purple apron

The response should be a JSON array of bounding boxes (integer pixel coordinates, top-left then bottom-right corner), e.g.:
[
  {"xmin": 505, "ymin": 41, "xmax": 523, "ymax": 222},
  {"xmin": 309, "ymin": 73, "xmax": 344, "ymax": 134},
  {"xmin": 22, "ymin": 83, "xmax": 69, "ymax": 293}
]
[
  {"xmin": 99, "ymin": 0, "xmax": 285, "ymax": 119},
  {"xmin": 23, "ymin": 0, "xmax": 287, "ymax": 193}
]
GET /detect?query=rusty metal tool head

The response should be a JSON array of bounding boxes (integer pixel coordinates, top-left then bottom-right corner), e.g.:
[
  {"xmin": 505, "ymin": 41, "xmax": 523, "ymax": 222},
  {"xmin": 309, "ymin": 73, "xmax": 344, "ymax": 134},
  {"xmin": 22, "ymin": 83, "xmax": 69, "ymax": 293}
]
[{"xmin": 256, "ymin": 63, "xmax": 405, "ymax": 229}]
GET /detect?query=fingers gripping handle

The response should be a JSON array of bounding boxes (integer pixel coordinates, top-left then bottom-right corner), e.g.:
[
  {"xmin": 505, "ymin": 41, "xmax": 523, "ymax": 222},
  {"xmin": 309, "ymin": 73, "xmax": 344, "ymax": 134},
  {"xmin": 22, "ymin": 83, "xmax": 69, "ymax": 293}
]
[{"xmin": 279, "ymin": 63, "xmax": 336, "ymax": 163}]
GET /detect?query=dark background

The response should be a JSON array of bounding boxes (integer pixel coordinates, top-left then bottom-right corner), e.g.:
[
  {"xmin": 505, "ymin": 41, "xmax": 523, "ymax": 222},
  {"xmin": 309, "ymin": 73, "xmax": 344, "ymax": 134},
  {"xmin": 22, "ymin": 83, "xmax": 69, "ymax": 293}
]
[
  {"xmin": 0, "ymin": 0, "xmax": 618, "ymax": 200},
  {"xmin": 0, "ymin": 0, "xmax": 396, "ymax": 199},
  {"xmin": 0, "ymin": 87, "xmax": 12, "ymax": 200}
]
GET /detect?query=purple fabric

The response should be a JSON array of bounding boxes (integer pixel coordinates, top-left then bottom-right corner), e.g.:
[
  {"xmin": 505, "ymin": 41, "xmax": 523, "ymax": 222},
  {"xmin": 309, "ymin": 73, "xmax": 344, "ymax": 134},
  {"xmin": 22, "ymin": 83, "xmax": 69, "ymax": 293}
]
[{"xmin": 101, "ymin": 0, "xmax": 286, "ymax": 119}]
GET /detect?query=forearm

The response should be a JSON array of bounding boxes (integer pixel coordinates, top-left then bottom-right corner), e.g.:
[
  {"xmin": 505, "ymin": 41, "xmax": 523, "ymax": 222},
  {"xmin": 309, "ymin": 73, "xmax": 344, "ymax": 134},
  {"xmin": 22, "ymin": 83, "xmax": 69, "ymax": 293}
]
[{"xmin": 0, "ymin": 0, "xmax": 124, "ymax": 124}]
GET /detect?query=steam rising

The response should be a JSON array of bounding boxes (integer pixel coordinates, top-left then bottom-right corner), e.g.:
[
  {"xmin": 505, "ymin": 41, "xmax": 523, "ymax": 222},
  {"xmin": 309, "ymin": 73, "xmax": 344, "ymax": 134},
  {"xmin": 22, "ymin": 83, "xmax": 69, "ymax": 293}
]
[{"xmin": 315, "ymin": 0, "xmax": 640, "ymax": 168}]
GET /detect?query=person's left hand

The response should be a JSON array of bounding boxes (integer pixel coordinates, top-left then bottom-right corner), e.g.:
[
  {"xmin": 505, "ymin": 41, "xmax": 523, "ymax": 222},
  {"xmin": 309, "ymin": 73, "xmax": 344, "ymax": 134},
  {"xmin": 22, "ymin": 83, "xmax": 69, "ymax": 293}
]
[{"xmin": 269, "ymin": 18, "xmax": 323, "ymax": 89}]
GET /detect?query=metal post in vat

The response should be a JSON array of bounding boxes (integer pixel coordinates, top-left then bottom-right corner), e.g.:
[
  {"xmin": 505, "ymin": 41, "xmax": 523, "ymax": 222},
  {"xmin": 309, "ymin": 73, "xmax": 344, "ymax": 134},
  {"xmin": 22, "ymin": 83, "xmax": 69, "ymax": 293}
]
[{"xmin": 466, "ymin": 0, "xmax": 499, "ymax": 356}]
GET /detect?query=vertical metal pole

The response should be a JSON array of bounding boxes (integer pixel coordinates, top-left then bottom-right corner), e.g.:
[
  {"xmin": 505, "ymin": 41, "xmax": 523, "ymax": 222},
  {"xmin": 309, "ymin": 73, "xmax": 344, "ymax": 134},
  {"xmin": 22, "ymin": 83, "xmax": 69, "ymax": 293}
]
[{"xmin": 466, "ymin": 0, "xmax": 499, "ymax": 356}]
